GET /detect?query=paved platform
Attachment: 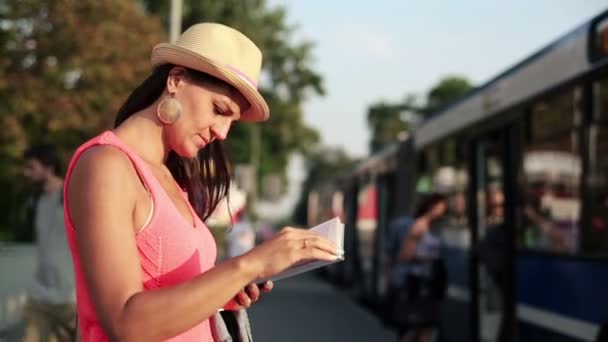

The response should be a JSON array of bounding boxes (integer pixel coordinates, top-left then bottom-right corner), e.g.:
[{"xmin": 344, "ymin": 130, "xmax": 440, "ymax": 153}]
[
  {"xmin": 0, "ymin": 244, "xmax": 397, "ymax": 341},
  {"xmin": 249, "ymin": 273, "xmax": 397, "ymax": 342}
]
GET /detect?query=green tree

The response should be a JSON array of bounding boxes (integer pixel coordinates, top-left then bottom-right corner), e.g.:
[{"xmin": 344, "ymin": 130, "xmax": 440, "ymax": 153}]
[
  {"xmin": 425, "ymin": 75, "xmax": 473, "ymax": 116},
  {"xmin": 142, "ymin": 0, "xmax": 325, "ymax": 190},
  {"xmin": 0, "ymin": 0, "xmax": 165, "ymax": 240},
  {"xmin": 365, "ymin": 76, "xmax": 473, "ymax": 154},
  {"xmin": 366, "ymin": 94, "xmax": 420, "ymax": 154}
]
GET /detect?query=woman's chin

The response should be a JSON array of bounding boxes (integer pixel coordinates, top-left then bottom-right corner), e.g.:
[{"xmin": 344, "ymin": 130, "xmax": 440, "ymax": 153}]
[{"xmin": 174, "ymin": 146, "xmax": 199, "ymax": 159}]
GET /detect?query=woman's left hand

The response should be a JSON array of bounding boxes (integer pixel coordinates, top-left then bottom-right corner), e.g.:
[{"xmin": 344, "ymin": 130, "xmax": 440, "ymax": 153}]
[{"xmin": 223, "ymin": 281, "xmax": 274, "ymax": 311}]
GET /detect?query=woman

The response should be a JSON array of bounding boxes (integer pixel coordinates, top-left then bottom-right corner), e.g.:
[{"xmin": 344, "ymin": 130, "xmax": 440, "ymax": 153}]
[
  {"xmin": 396, "ymin": 193, "xmax": 447, "ymax": 342},
  {"xmin": 63, "ymin": 23, "xmax": 340, "ymax": 342}
]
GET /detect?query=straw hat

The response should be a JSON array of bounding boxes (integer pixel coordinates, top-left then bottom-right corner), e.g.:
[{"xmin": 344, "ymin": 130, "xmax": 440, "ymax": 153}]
[{"xmin": 151, "ymin": 23, "xmax": 269, "ymax": 122}]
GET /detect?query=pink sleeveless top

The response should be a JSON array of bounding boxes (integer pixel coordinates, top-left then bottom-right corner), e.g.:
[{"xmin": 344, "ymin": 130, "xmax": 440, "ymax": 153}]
[{"xmin": 63, "ymin": 131, "xmax": 217, "ymax": 341}]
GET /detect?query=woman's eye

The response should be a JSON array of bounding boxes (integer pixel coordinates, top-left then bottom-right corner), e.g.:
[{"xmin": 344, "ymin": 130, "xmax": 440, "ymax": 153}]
[{"xmin": 213, "ymin": 105, "xmax": 225, "ymax": 115}]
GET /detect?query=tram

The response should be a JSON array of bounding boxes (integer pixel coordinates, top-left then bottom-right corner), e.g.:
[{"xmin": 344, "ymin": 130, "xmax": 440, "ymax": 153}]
[{"xmin": 313, "ymin": 9, "xmax": 608, "ymax": 342}]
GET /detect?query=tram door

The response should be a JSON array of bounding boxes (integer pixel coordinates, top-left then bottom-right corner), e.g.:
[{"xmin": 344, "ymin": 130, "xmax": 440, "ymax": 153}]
[{"xmin": 471, "ymin": 130, "xmax": 516, "ymax": 342}]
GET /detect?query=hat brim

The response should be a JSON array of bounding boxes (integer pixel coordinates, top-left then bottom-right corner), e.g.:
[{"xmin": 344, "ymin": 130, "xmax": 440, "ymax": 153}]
[{"xmin": 151, "ymin": 44, "xmax": 269, "ymax": 122}]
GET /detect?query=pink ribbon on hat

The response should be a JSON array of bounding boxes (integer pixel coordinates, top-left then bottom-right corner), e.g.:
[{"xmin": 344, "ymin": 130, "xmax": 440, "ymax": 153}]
[{"xmin": 226, "ymin": 65, "xmax": 258, "ymax": 89}]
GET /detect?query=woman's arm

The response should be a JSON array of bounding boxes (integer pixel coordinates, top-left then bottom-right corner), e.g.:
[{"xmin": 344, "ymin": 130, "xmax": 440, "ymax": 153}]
[
  {"xmin": 68, "ymin": 147, "xmax": 339, "ymax": 342},
  {"xmin": 397, "ymin": 220, "xmax": 427, "ymax": 262}
]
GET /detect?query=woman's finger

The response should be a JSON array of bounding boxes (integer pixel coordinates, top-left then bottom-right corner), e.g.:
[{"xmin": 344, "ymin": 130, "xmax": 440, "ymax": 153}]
[
  {"xmin": 245, "ymin": 283, "xmax": 260, "ymax": 302},
  {"xmin": 304, "ymin": 246, "xmax": 343, "ymax": 262},
  {"xmin": 260, "ymin": 281, "xmax": 273, "ymax": 293},
  {"xmin": 301, "ymin": 235, "xmax": 342, "ymax": 257},
  {"xmin": 283, "ymin": 228, "xmax": 338, "ymax": 247},
  {"xmin": 254, "ymin": 281, "xmax": 274, "ymax": 294},
  {"xmin": 236, "ymin": 291, "xmax": 251, "ymax": 308}
]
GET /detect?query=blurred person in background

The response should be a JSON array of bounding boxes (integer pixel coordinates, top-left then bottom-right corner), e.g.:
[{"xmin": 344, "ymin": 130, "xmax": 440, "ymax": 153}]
[
  {"xmin": 447, "ymin": 191, "xmax": 467, "ymax": 229},
  {"xmin": 63, "ymin": 23, "xmax": 341, "ymax": 341},
  {"xmin": 226, "ymin": 207, "xmax": 256, "ymax": 258},
  {"xmin": 478, "ymin": 188, "xmax": 507, "ymax": 342},
  {"xmin": 487, "ymin": 187, "xmax": 504, "ymax": 226},
  {"xmin": 385, "ymin": 215, "xmax": 415, "ymax": 291},
  {"xmin": 254, "ymin": 222, "xmax": 275, "ymax": 245},
  {"xmin": 523, "ymin": 185, "xmax": 569, "ymax": 253},
  {"xmin": 383, "ymin": 214, "xmax": 414, "ymax": 332},
  {"xmin": 22, "ymin": 144, "xmax": 76, "ymax": 342},
  {"xmin": 389, "ymin": 194, "xmax": 448, "ymax": 342}
]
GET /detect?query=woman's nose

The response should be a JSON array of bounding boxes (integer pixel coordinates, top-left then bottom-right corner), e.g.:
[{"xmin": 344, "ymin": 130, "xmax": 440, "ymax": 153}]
[{"xmin": 211, "ymin": 119, "xmax": 232, "ymax": 141}]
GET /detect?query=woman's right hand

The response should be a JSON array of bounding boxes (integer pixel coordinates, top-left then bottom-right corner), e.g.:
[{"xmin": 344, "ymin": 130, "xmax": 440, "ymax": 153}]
[{"xmin": 242, "ymin": 227, "xmax": 342, "ymax": 281}]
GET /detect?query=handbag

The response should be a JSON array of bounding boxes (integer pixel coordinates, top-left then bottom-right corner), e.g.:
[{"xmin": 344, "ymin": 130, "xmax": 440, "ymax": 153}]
[{"xmin": 211, "ymin": 309, "xmax": 253, "ymax": 342}]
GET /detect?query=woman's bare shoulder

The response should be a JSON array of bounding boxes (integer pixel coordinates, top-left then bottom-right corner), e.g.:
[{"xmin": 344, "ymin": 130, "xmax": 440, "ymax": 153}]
[
  {"xmin": 67, "ymin": 145, "xmax": 141, "ymax": 233},
  {"xmin": 68, "ymin": 145, "xmax": 138, "ymax": 199},
  {"xmin": 72, "ymin": 145, "xmax": 134, "ymax": 178}
]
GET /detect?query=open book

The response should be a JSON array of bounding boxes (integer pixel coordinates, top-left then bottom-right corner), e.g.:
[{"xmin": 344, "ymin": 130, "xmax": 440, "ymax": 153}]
[{"xmin": 257, "ymin": 217, "xmax": 345, "ymax": 283}]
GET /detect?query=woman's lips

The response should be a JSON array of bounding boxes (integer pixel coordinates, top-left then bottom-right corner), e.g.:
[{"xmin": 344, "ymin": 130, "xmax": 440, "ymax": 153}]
[{"xmin": 196, "ymin": 134, "xmax": 207, "ymax": 148}]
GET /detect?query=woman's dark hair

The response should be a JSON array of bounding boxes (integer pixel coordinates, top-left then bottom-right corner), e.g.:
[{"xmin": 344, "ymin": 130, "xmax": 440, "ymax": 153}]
[
  {"xmin": 414, "ymin": 193, "xmax": 447, "ymax": 219},
  {"xmin": 114, "ymin": 64, "xmax": 233, "ymax": 221},
  {"xmin": 23, "ymin": 144, "xmax": 62, "ymax": 176}
]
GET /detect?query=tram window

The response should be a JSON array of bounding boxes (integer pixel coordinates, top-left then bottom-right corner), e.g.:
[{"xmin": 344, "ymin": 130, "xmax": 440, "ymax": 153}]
[
  {"xmin": 594, "ymin": 77, "xmax": 608, "ymax": 122},
  {"xmin": 586, "ymin": 79, "xmax": 608, "ymax": 254},
  {"xmin": 431, "ymin": 139, "xmax": 469, "ymax": 232},
  {"xmin": 522, "ymin": 89, "xmax": 581, "ymax": 254},
  {"xmin": 416, "ymin": 139, "xmax": 469, "ymax": 235},
  {"xmin": 417, "ymin": 146, "xmax": 440, "ymax": 194},
  {"xmin": 357, "ymin": 183, "xmax": 378, "ymax": 259},
  {"xmin": 591, "ymin": 16, "xmax": 608, "ymax": 63},
  {"xmin": 442, "ymin": 139, "xmax": 457, "ymax": 165},
  {"xmin": 445, "ymin": 168, "xmax": 469, "ymax": 231},
  {"xmin": 428, "ymin": 144, "xmax": 441, "ymax": 173},
  {"xmin": 530, "ymin": 89, "xmax": 578, "ymax": 142}
]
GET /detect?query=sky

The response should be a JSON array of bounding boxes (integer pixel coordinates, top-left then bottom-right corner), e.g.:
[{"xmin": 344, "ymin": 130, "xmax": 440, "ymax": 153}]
[{"xmin": 267, "ymin": 0, "xmax": 608, "ymax": 158}]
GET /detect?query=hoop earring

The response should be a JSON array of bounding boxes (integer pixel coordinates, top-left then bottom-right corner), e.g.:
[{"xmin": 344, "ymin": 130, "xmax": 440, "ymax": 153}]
[{"xmin": 157, "ymin": 95, "xmax": 182, "ymax": 125}]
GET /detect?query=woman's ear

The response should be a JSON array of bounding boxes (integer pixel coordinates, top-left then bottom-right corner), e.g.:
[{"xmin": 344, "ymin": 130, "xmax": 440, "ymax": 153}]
[{"xmin": 166, "ymin": 66, "xmax": 187, "ymax": 93}]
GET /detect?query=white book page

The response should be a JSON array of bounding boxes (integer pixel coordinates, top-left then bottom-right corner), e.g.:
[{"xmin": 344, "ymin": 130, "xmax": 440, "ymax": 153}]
[{"xmin": 256, "ymin": 217, "xmax": 345, "ymax": 283}]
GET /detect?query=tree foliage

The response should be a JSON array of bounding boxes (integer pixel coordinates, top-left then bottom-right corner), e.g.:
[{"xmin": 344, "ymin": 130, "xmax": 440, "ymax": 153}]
[
  {"xmin": 366, "ymin": 75, "xmax": 473, "ymax": 154},
  {"xmin": 0, "ymin": 0, "xmax": 165, "ymax": 239},
  {"xmin": 425, "ymin": 75, "xmax": 473, "ymax": 115},
  {"xmin": 366, "ymin": 94, "xmax": 419, "ymax": 154},
  {"xmin": 0, "ymin": 0, "xmax": 325, "ymax": 240}
]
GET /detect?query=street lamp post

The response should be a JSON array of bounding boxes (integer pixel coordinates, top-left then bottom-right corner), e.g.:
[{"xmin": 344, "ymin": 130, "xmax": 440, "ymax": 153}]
[{"xmin": 169, "ymin": 0, "xmax": 183, "ymax": 43}]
